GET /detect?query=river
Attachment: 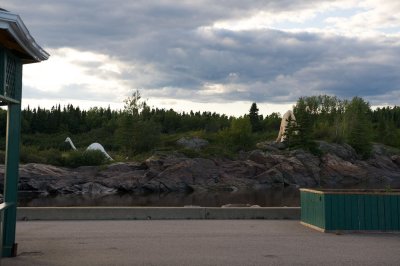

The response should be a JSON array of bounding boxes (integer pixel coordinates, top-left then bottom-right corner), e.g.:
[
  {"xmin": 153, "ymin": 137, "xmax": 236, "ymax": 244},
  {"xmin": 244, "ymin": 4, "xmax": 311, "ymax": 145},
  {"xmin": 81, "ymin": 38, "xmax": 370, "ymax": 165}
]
[{"xmin": 18, "ymin": 186, "xmax": 300, "ymax": 207}]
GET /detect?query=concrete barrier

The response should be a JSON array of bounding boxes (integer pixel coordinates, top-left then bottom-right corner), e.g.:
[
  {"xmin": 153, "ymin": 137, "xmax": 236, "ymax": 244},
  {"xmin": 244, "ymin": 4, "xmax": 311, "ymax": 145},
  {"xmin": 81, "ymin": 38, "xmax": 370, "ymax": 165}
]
[
  {"xmin": 17, "ymin": 207, "xmax": 300, "ymax": 221},
  {"xmin": 206, "ymin": 207, "xmax": 300, "ymax": 220}
]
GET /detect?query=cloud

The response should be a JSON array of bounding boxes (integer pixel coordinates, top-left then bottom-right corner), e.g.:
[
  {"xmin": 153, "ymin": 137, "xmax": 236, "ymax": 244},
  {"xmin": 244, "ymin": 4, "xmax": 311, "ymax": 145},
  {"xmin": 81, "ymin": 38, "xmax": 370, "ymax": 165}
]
[
  {"xmin": 23, "ymin": 48, "xmax": 132, "ymax": 102},
  {"xmin": 135, "ymin": 28, "xmax": 400, "ymax": 105},
  {"xmin": 2, "ymin": 0, "xmax": 400, "ymax": 114},
  {"xmin": 325, "ymin": 1, "xmax": 400, "ymax": 36}
]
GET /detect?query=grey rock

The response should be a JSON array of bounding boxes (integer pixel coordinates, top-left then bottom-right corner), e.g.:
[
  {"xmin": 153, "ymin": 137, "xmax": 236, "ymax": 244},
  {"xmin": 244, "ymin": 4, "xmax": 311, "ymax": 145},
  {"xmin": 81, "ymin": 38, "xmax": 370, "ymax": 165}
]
[
  {"xmin": 391, "ymin": 155, "xmax": 400, "ymax": 167},
  {"xmin": 176, "ymin": 137, "xmax": 209, "ymax": 150},
  {"xmin": 255, "ymin": 168, "xmax": 284, "ymax": 185},
  {"xmin": 291, "ymin": 149, "xmax": 321, "ymax": 185},
  {"xmin": 319, "ymin": 153, "xmax": 368, "ymax": 185},
  {"xmin": 317, "ymin": 141, "xmax": 359, "ymax": 161},
  {"xmin": 248, "ymin": 150, "xmax": 268, "ymax": 164},
  {"xmin": 77, "ymin": 182, "xmax": 117, "ymax": 195},
  {"xmin": 256, "ymin": 141, "xmax": 284, "ymax": 152},
  {"xmin": 0, "ymin": 141, "xmax": 399, "ymax": 195}
]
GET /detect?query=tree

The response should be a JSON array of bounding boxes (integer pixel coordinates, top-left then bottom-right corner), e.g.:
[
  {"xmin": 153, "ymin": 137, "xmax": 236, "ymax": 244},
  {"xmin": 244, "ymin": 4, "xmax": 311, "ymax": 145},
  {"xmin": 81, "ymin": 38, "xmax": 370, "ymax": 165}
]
[
  {"xmin": 123, "ymin": 89, "xmax": 146, "ymax": 117},
  {"xmin": 248, "ymin": 102, "xmax": 262, "ymax": 132},
  {"xmin": 282, "ymin": 114, "xmax": 297, "ymax": 148},
  {"xmin": 292, "ymin": 98, "xmax": 317, "ymax": 152},
  {"xmin": 115, "ymin": 90, "xmax": 162, "ymax": 154},
  {"xmin": 131, "ymin": 120, "xmax": 161, "ymax": 153},
  {"xmin": 114, "ymin": 113, "xmax": 135, "ymax": 154},
  {"xmin": 219, "ymin": 117, "xmax": 254, "ymax": 151},
  {"xmin": 344, "ymin": 97, "xmax": 373, "ymax": 158}
]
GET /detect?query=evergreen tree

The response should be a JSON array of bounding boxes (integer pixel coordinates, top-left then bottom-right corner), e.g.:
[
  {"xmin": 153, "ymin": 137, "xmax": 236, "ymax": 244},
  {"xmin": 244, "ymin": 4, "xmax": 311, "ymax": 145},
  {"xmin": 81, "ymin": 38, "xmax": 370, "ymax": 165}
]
[
  {"xmin": 344, "ymin": 97, "xmax": 373, "ymax": 158},
  {"xmin": 249, "ymin": 102, "xmax": 262, "ymax": 132},
  {"xmin": 292, "ymin": 99, "xmax": 317, "ymax": 152},
  {"xmin": 131, "ymin": 120, "xmax": 161, "ymax": 153},
  {"xmin": 115, "ymin": 90, "xmax": 162, "ymax": 154},
  {"xmin": 114, "ymin": 113, "xmax": 135, "ymax": 154},
  {"xmin": 282, "ymin": 115, "xmax": 297, "ymax": 148}
]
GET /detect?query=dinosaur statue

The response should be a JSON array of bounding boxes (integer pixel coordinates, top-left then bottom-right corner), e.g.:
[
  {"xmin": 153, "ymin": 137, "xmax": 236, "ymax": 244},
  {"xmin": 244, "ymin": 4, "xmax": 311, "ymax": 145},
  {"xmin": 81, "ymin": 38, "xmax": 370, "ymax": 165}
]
[
  {"xmin": 276, "ymin": 110, "xmax": 296, "ymax": 142},
  {"xmin": 65, "ymin": 137, "xmax": 113, "ymax": 160}
]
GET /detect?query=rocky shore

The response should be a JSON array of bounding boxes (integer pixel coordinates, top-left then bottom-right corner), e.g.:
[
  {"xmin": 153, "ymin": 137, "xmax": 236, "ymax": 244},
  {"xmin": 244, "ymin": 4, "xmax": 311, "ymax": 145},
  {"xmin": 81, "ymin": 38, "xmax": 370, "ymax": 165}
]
[{"xmin": 1, "ymin": 141, "xmax": 400, "ymax": 196}]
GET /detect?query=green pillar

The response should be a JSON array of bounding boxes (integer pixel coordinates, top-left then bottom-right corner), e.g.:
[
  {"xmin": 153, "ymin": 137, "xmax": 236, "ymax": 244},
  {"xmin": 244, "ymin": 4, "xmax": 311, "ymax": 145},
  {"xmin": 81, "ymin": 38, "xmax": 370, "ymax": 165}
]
[
  {"xmin": 2, "ymin": 60, "xmax": 22, "ymax": 257},
  {"xmin": 0, "ymin": 10, "xmax": 49, "ymax": 259},
  {"xmin": 2, "ymin": 104, "xmax": 21, "ymax": 257}
]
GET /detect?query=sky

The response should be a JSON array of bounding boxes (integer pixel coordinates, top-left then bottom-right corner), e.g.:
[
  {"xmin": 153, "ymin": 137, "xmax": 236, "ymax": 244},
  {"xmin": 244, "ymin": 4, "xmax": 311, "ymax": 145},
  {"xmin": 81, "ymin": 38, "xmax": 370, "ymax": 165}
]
[{"xmin": 2, "ymin": 0, "xmax": 400, "ymax": 116}]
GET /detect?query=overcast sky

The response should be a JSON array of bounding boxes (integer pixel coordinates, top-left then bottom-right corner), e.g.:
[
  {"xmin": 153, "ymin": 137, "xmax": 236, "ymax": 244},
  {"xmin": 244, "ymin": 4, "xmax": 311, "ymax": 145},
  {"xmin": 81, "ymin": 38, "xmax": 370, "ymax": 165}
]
[{"xmin": 2, "ymin": 0, "xmax": 400, "ymax": 116}]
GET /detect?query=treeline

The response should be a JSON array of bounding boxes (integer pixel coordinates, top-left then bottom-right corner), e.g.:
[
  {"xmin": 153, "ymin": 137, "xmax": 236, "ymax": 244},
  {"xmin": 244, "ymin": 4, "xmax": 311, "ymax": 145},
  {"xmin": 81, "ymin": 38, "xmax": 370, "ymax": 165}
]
[
  {"xmin": 0, "ymin": 104, "xmax": 230, "ymax": 136},
  {"xmin": 284, "ymin": 95, "xmax": 400, "ymax": 157},
  {"xmin": 0, "ymin": 93, "xmax": 399, "ymax": 161},
  {"xmin": 9, "ymin": 105, "xmax": 280, "ymax": 137},
  {"xmin": 0, "ymin": 91, "xmax": 281, "ymax": 156}
]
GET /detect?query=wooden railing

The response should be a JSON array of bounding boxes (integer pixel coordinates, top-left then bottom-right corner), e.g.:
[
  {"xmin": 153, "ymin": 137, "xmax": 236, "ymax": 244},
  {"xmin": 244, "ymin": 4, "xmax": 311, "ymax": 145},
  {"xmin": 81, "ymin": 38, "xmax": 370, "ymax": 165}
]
[
  {"xmin": 0, "ymin": 47, "xmax": 22, "ymax": 105},
  {"xmin": 0, "ymin": 202, "xmax": 13, "ymax": 259}
]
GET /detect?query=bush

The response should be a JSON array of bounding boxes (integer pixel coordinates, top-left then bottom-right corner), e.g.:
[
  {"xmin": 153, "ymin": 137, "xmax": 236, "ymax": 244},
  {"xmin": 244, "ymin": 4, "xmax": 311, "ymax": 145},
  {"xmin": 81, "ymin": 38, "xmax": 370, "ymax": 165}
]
[
  {"xmin": 40, "ymin": 148, "xmax": 64, "ymax": 165},
  {"xmin": 63, "ymin": 150, "xmax": 107, "ymax": 168},
  {"xmin": 20, "ymin": 146, "xmax": 63, "ymax": 165},
  {"xmin": 132, "ymin": 120, "xmax": 161, "ymax": 153},
  {"xmin": 0, "ymin": 150, "xmax": 5, "ymax": 164},
  {"xmin": 179, "ymin": 148, "xmax": 201, "ymax": 158},
  {"xmin": 20, "ymin": 146, "xmax": 45, "ymax": 163},
  {"xmin": 344, "ymin": 97, "xmax": 373, "ymax": 158},
  {"xmin": 218, "ymin": 117, "xmax": 254, "ymax": 151},
  {"xmin": 115, "ymin": 116, "xmax": 161, "ymax": 155}
]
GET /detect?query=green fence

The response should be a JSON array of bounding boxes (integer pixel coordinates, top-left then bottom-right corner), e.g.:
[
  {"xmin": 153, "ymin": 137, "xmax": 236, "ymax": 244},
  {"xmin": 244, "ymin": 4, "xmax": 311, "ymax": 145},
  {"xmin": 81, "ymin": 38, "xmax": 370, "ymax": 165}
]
[{"xmin": 300, "ymin": 189, "xmax": 400, "ymax": 232}]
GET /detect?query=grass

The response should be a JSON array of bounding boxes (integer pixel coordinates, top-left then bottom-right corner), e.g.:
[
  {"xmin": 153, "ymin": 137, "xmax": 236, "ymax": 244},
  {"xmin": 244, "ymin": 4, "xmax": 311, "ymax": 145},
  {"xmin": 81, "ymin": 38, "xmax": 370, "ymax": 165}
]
[
  {"xmin": 5, "ymin": 127, "xmax": 393, "ymax": 167},
  {"xmin": 3, "ymin": 129, "xmax": 261, "ymax": 166}
]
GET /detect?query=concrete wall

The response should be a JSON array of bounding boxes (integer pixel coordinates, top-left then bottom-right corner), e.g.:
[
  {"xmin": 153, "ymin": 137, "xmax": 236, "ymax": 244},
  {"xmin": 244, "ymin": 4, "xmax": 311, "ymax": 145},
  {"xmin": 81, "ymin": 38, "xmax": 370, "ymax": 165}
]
[{"xmin": 17, "ymin": 207, "xmax": 300, "ymax": 221}]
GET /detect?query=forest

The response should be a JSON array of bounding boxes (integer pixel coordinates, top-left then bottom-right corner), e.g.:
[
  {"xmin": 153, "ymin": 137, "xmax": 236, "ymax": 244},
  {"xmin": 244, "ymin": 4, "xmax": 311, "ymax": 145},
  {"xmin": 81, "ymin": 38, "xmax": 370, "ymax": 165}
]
[{"xmin": 0, "ymin": 92, "xmax": 399, "ymax": 167}]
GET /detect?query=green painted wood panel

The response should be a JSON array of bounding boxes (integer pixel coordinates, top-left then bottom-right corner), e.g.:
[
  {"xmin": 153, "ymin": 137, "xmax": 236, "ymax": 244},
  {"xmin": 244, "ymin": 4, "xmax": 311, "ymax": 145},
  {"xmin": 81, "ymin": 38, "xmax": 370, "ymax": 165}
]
[
  {"xmin": 300, "ymin": 189, "xmax": 400, "ymax": 231},
  {"xmin": 358, "ymin": 194, "xmax": 365, "ymax": 230},
  {"xmin": 324, "ymin": 194, "xmax": 332, "ymax": 230},
  {"xmin": 364, "ymin": 195, "xmax": 372, "ymax": 230},
  {"xmin": 338, "ymin": 194, "xmax": 346, "ymax": 230},
  {"xmin": 350, "ymin": 195, "xmax": 359, "ymax": 230},
  {"xmin": 330, "ymin": 194, "xmax": 338, "ymax": 230},
  {"xmin": 393, "ymin": 196, "xmax": 400, "ymax": 230},
  {"xmin": 344, "ymin": 194, "xmax": 351, "ymax": 230},
  {"xmin": 378, "ymin": 195, "xmax": 385, "ymax": 230},
  {"xmin": 384, "ymin": 196, "xmax": 391, "ymax": 231},
  {"xmin": 315, "ymin": 194, "xmax": 324, "ymax": 229},
  {"xmin": 371, "ymin": 195, "xmax": 379, "ymax": 230}
]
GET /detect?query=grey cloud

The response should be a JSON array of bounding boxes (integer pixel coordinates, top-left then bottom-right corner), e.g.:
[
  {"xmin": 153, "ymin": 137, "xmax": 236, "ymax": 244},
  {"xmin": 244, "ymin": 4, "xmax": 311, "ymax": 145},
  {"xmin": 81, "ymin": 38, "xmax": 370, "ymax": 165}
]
[
  {"xmin": 23, "ymin": 84, "xmax": 119, "ymax": 103},
  {"xmin": 3, "ymin": 0, "xmax": 336, "ymax": 48},
  {"xmin": 3, "ymin": 0, "xmax": 400, "ymax": 107}
]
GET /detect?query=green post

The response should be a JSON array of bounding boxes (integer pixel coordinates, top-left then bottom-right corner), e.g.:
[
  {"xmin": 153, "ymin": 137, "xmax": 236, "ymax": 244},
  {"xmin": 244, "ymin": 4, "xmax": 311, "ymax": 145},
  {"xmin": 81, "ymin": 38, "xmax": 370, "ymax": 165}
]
[
  {"xmin": 2, "ymin": 59, "xmax": 22, "ymax": 257},
  {"xmin": 0, "ymin": 9, "xmax": 49, "ymax": 258}
]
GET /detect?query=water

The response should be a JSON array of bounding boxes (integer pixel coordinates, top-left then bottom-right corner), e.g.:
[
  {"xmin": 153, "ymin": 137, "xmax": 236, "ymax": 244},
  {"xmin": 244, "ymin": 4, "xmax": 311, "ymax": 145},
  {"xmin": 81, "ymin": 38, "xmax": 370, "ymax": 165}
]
[
  {"xmin": 18, "ymin": 187, "xmax": 300, "ymax": 207},
  {"xmin": 17, "ymin": 182, "xmax": 399, "ymax": 207}
]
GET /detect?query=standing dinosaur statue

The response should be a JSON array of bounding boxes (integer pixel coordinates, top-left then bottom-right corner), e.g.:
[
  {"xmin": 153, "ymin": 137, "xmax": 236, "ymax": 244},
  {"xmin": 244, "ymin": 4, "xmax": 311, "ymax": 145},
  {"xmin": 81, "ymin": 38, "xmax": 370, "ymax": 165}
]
[{"xmin": 65, "ymin": 137, "xmax": 113, "ymax": 160}]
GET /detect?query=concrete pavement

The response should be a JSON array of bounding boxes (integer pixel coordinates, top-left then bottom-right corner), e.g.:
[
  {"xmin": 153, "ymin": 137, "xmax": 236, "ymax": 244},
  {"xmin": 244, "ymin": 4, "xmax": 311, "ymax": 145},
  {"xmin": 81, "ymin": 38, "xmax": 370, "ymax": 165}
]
[{"xmin": 3, "ymin": 220, "xmax": 400, "ymax": 266}]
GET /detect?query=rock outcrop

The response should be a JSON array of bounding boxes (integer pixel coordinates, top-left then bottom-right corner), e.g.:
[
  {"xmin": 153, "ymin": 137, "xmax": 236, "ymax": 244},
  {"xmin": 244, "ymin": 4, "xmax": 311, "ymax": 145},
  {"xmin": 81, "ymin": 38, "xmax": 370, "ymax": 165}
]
[
  {"xmin": 176, "ymin": 137, "xmax": 209, "ymax": 150},
  {"xmin": 0, "ymin": 141, "xmax": 399, "ymax": 195}
]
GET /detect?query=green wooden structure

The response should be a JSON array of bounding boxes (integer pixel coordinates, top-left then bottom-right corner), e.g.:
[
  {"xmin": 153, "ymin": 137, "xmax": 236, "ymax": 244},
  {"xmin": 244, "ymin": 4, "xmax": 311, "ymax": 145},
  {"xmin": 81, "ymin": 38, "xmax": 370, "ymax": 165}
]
[
  {"xmin": 300, "ymin": 188, "xmax": 400, "ymax": 232},
  {"xmin": 0, "ymin": 9, "xmax": 48, "ymax": 257}
]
